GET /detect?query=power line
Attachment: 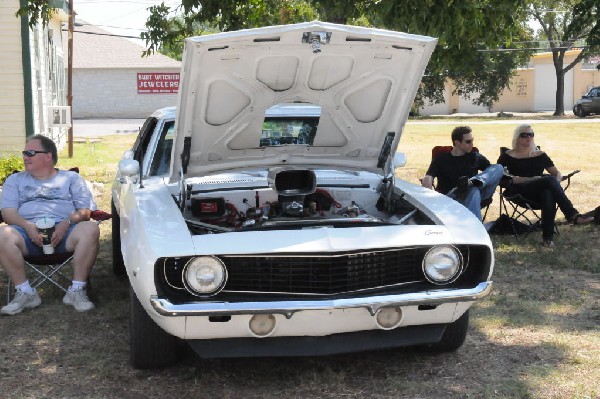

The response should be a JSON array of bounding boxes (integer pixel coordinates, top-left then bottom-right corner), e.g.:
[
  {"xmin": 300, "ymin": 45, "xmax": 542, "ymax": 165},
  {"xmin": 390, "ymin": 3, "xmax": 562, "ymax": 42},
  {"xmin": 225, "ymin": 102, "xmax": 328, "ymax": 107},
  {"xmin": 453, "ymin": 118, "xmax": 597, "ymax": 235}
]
[
  {"xmin": 478, "ymin": 46, "xmax": 587, "ymax": 52},
  {"xmin": 64, "ymin": 28, "xmax": 142, "ymax": 40},
  {"xmin": 76, "ymin": 22, "xmax": 145, "ymax": 31}
]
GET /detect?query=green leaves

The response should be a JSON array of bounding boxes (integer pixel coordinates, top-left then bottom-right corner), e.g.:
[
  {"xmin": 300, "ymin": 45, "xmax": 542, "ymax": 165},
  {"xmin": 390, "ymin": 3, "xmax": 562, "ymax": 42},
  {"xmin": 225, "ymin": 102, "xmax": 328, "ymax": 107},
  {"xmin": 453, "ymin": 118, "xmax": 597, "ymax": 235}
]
[
  {"xmin": 0, "ymin": 155, "xmax": 23, "ymax": 184},
  {"xmin": 15, "ymin": 0, "xmax": 54, "ymax": 29},
  {"xmin": 23, "ymin": 0, "xmax": 595, "ymax": 113},
  {"xmin": 528, "ymin": 0, "xmax": 600, "ymax": 114}
]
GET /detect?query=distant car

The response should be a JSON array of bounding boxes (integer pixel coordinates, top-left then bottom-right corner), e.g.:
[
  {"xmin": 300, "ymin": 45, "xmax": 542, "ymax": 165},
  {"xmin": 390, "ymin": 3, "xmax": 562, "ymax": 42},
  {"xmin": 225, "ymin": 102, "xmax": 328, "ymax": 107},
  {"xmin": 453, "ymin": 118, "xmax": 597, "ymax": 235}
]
[
  {"xmin": 573, "ymin": 86, "xmax": 600, "ymax": 117},
  {"xmin": 111, "ymin": 21, "xmax": 494, "ymax": 369}
]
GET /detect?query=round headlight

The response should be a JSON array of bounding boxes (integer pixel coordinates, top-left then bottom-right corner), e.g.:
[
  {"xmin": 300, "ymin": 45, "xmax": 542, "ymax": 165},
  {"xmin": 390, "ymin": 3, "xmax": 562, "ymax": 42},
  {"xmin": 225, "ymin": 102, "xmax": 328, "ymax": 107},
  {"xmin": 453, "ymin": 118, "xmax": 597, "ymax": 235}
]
[
  {"xmin": 422, "ymin": 245, "xmax": 462, "ymax": 285},
  {"xmin": 183, "ymin": 256, "xmax": 228, "ymax": 296}
]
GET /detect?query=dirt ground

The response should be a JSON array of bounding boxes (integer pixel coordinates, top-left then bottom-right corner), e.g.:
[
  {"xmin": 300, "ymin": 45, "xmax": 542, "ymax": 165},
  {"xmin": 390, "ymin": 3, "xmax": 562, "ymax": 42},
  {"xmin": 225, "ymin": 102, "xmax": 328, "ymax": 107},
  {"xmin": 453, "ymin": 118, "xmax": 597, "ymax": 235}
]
[
  {"xmin": 1, "ymin": 120, "xmax": 599, "ymax": 398},
  {"xmin": 0, "ymin": 221, "xmax": 598, "ymax": 398}
]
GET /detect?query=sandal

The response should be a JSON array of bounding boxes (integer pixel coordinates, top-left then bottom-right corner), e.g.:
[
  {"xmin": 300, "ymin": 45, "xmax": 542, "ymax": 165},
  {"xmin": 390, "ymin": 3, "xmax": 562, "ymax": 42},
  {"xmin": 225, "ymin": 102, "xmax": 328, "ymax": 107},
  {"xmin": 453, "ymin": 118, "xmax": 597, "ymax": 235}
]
[{"xmin": 571, "ymin": 214, "xmax": 594, "ymax": 225}]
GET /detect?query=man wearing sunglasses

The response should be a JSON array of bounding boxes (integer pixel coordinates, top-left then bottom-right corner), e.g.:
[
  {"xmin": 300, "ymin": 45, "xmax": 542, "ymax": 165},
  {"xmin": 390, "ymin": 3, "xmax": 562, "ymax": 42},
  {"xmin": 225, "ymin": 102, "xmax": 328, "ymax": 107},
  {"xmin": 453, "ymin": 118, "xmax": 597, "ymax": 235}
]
[
  {"xmin": 421, "ymin": 126, "xmax": 504, "ymax": 221},
  {"xmin": 0, "ymin": 134, "xmax": 99, "ymax": 315}
]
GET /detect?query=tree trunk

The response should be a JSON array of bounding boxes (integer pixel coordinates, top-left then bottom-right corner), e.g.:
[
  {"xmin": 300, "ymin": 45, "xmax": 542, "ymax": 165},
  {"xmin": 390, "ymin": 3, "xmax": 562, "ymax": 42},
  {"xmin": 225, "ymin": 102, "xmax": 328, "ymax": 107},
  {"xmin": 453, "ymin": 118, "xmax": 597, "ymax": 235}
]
[
  {"xmin": 553, "ymin": 51, "xmax": 565, "ymax": 116},
  {"xmin": 554, "ymin": 69, "xmax": 565, "ymax": 116}
]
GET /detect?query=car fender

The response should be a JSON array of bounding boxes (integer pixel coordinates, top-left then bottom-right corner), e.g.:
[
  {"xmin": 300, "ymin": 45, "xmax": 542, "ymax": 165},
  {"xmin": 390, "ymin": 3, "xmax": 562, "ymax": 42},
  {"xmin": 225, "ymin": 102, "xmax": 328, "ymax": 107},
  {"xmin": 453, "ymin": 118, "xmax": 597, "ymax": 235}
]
[
  {"xmin": 119, "ymin": 181, "xmax": 195, "ymax": 297},
  {"xmin": 395, "ymin": 180, "xmax": 492, "ymax": 243}
]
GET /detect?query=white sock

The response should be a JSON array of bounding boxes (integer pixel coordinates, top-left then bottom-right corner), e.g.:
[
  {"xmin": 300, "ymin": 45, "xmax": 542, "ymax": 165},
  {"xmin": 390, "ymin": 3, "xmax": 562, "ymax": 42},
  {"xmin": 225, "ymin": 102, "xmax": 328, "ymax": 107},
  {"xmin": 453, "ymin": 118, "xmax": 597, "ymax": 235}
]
[
  {"xmin": 15, "ymin": 281, "xmax": 35, "ymax": 295},
  {"xmin": 69, "ymin": 280, "xmax": 87, "ymax": 292}
]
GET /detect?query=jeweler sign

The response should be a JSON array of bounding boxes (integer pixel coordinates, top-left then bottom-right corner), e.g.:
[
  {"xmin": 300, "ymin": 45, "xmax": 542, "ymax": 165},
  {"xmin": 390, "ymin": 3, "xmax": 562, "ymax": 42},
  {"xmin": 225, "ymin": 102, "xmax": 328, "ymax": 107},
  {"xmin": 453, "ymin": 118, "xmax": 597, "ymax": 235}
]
[{"xmin": 137, "ymin": 73, "xmax": 180, "ymax": 94}]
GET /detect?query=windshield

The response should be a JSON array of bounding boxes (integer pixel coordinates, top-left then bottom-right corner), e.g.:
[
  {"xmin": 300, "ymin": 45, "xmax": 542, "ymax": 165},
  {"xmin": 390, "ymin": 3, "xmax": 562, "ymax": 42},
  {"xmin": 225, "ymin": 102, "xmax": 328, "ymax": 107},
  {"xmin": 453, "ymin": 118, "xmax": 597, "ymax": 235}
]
[{"xmin": 260, "ymin": 116, "xmax": 319, "ymax": 146}]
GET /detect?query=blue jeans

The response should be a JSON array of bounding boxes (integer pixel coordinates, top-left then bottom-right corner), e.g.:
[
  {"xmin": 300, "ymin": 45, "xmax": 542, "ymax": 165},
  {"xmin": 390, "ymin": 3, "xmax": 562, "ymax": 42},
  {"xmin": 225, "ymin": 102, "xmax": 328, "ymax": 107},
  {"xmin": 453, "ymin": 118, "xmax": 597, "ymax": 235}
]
[{"xmin": 449, "ymin": 164, "xmax": 504, "ymax": 221}]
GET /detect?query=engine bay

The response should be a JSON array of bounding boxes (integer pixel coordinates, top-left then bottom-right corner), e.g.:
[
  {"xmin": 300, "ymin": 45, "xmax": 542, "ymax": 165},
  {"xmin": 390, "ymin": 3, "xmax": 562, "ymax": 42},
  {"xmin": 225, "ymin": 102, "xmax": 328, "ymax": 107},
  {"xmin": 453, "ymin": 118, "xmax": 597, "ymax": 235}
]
[{"xmin": 176, "ymin": 169, "xmax": 433, "ymax": 234}]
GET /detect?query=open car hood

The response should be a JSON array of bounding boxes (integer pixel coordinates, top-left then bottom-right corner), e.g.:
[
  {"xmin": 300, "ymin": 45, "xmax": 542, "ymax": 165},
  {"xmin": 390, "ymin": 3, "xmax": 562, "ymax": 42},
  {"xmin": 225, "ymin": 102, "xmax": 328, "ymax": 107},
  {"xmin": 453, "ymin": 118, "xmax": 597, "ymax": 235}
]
[{"xmin": 172, "ymin": 21, "xmax": 436, "ymax": 179}]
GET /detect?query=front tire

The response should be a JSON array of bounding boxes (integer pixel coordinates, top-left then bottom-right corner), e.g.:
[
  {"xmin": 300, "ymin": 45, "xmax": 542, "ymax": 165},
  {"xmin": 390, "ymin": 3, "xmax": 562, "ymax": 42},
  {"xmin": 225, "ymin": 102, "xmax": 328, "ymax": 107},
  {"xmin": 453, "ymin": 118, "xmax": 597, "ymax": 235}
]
[
  {"xmin": 574, "ymin": 105, "xmax": 587, "ymax": 117},
  {"xmin": 111, "ymin": 200, "xmax": 126, "ymax": 276},
  {"xmin": 427, "ymin": 310, "xmax": 470, "ymax": 352},
  {"xmin": 130, "ymin": 287, "xmax": 183, "ymax": 369}
]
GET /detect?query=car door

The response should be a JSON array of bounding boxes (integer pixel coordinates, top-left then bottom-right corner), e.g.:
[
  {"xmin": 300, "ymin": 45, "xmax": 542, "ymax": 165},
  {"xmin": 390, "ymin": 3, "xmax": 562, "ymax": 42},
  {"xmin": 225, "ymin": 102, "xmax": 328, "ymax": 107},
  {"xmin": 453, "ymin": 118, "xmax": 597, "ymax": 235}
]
[
  {"xmin": 112, "ymin": 117, "xmax": 157, "ymax": 206},
  {"xmin": 592, "ymin": 88, "xmax": 600, "ymax": 113}
]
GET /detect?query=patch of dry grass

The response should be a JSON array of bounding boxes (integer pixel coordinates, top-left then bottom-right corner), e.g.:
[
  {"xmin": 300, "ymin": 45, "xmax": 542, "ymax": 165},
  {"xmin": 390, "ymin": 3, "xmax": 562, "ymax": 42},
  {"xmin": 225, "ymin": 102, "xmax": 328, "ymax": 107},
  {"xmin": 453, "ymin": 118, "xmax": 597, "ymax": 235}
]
[{"xmin": 0, "ymin": 122, "xmax": 598, "ymax": 398}]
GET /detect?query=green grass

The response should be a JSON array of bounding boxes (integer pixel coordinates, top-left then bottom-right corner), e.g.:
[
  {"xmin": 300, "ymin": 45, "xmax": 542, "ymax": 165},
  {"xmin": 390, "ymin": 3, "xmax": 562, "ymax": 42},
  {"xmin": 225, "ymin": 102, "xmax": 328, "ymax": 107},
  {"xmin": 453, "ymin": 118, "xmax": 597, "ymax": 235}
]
[
  {"xmin": 0, "ymin": 122, "xmax": 598, "ymax": 398},
  {"xmin": 56, "ymin": 134, "xmax": 138, "ymax": 183}
]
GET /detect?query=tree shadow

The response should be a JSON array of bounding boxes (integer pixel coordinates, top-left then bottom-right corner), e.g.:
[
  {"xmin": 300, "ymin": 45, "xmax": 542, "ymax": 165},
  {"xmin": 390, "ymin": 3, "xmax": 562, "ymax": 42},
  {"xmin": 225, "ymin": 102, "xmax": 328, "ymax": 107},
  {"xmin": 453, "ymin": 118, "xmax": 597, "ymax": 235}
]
[{"xmin": 0, "ymin": 231, "xmax": 596, "ymax": 398}]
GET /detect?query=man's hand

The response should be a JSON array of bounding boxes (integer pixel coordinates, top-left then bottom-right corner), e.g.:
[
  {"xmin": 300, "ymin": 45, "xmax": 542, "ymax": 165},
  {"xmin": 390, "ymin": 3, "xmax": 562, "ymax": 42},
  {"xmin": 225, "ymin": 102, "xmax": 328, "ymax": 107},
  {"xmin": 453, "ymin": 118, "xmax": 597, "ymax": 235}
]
[
  {"xmin": 25, "ymin": 222, "xmax": 43, "ymax": 247},
  {"xmin": 51, "ymin": 220, "xmax": 70, "ymax": 247},
  {"xmin": 1, "ymin": 208, "xmax": 45, "ymax": 247},
  {"xmin": 421, "ymin": 175, "xmax": 434, "ymax": 189}
]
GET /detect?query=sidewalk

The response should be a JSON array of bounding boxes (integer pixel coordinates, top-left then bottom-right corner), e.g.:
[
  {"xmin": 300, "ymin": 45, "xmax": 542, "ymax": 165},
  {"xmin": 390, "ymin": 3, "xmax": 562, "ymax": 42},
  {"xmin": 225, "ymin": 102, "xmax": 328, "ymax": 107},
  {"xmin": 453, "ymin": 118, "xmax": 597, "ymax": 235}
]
[
  {"xmin": 73, "ymin": 119, "xmax": 145, "ymax": 137},
  {"xmin": 71, "ymin": 111, "xmax": 598, "ymax": 137}
]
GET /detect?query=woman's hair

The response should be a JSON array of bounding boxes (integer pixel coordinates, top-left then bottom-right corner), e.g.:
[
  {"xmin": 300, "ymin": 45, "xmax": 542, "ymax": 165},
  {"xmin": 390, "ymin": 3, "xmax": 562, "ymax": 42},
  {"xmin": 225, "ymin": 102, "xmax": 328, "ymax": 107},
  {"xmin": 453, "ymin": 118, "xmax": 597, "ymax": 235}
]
[{"xmin": 512, "ymin": 124, "xmax": 537, "ymax": 153}]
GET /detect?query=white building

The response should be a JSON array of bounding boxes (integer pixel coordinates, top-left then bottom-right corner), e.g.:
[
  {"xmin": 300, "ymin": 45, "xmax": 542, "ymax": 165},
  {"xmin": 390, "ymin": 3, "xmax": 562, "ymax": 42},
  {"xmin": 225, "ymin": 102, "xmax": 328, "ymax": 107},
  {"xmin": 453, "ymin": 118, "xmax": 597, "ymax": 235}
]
[
  {"xmin": 0, "ymin": 0, "xmax": 70, "ymax": 153},
  {"xmin": 420, "ymin": 50, "xmax": 600, "ymax": 115},
  {"xmin": 70, "ymin": 22, "xmax": 181, "ymax": 118}
]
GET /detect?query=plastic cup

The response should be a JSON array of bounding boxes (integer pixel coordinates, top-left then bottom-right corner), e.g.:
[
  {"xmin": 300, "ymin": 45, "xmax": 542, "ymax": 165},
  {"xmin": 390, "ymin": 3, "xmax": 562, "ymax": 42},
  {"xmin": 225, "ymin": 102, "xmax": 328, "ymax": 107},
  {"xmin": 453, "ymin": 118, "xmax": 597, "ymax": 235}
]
[{"xmin": 35, "ymin": 217, "xmax": 55, "ymax": 255}]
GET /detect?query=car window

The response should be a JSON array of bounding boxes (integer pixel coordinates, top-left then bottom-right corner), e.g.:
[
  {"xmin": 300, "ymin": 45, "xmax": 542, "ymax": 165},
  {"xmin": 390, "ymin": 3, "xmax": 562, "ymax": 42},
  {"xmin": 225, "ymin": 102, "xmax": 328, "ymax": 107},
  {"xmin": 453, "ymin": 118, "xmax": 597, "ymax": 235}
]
[
  {"xmin": 148, "ymin": 120, "xmax": 175, "ymax": 176},
  {"xmin": 133, "ymin": 117, "xmax": 158, "ymax": 163},
  {"xmin": 260, "ymin": 116, "xmax": 319, "ymax": 146}
]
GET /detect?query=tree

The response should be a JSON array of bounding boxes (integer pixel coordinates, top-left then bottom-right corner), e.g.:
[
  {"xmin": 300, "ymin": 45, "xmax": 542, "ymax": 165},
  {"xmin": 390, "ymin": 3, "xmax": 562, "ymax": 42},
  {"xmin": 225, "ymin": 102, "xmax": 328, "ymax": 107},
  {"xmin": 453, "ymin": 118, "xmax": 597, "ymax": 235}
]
[
  {"xmin": 141, "ymin": 0, "xmax": 319, "ymax": 57},
  {"xmin": 17, "ymin": 0, "xmax": 534, "ymax": 111},
  {"xmin": 529, "ymin": 0, "xmax": 600, "ymax": 115},
  {"xmin": 140, "ymin": 0, "xmax": 533, "ymax": 110},
  {"xmin": 14, "ymin": 0, "xmax": 52, "ymax": 28},
  {"xmin": 370, "ymin": 0, "xmax": 533, "ymax": 110}
]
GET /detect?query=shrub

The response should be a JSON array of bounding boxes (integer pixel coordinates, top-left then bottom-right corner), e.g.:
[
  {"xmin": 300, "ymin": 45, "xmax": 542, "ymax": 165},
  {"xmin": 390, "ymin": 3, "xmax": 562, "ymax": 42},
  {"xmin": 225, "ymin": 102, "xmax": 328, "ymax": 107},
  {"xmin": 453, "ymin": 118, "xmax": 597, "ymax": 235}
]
[{"xmin": 0, "ymin": 154, "xmax": 23, "ymax": 184}]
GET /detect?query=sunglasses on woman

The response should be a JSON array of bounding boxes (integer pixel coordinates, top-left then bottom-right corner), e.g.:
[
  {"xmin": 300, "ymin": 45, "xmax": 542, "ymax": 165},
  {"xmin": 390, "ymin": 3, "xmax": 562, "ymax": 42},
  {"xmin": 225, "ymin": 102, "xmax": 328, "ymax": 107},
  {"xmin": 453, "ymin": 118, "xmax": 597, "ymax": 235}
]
[
  {"xmin": 519, "ymin": 132, "xmax": 534, "ymax": 138},
  {"xmin": 22, "ymin": 150, "xmax": 50, "ymax": 157}
]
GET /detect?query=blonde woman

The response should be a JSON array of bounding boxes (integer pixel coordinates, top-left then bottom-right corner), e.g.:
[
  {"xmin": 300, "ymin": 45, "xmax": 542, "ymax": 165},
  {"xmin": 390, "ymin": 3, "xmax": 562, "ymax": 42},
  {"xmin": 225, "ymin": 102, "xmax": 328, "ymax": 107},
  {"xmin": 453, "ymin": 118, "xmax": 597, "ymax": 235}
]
[{"xmin": 497, "ymin": 124, "xmax": 593, "ymax": 247}]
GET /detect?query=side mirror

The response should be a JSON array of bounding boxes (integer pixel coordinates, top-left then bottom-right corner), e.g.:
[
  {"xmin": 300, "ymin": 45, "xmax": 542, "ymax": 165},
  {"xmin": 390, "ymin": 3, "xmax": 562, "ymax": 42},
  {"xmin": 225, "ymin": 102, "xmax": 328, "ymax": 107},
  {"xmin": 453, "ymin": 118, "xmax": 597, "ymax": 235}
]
[
  {"xmin": 118, "ymin": 159, "xmax": 140, "ymax": 177},
  {"xmin": 392, "ymin": 152, "xmax": 407, "ymax": 168}
]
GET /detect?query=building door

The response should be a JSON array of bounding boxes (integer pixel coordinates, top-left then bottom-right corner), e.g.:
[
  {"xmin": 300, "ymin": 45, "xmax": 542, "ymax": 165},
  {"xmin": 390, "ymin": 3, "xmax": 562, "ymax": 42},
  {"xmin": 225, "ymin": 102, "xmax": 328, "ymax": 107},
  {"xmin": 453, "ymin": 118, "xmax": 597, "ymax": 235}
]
[{"xmin": 534, "ymin": 64, "xmax": 574, "ymax": 111}]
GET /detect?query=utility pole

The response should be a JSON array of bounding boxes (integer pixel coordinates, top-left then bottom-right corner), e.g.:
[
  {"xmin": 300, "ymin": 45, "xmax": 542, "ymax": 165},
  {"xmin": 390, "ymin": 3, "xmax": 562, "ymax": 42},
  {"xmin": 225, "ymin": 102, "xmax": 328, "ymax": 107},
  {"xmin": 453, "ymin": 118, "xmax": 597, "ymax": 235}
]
[{"xmin": 67, "ymin": 0, "xmax": 74, "ymax": 157}]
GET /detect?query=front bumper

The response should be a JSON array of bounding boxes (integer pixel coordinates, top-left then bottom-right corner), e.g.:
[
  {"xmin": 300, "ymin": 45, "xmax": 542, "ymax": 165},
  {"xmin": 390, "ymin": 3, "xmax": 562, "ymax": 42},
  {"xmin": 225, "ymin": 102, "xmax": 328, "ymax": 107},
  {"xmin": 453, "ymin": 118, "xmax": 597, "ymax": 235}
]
[
  {"xmin": 188, "ymin": 323, "xmax": 449, "ymax": 358},
  {"xmin": 150, "ymin": 281, "xmax": 493, "ymax": 317}
]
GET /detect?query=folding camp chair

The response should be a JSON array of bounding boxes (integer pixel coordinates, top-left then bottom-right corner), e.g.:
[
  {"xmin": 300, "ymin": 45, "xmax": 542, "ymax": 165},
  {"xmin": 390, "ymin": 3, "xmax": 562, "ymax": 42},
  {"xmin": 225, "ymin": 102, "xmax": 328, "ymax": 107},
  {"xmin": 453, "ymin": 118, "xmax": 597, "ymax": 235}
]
[
  {"xmin": 497, "ymin": 146, "xmax": 579, "ymax": 237},
  {"xmin": 427, "ymin": 146, "xmax": 493, "ymax": 221},
  {"xmin": 4, "ymin": 209, "xmax": 111, "ymax": 304}
]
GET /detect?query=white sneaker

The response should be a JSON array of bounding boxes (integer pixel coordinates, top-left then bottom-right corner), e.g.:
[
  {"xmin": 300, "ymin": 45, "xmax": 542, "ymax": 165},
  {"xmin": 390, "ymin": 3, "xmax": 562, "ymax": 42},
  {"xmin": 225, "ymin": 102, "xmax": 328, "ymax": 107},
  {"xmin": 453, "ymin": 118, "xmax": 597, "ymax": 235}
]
[
  {"xmin": 1, "ymin": 290, "xmax": 41, "ymax": 315},
  {"xmin": 63, "ymin": 289, "xmax": 95, "ymax": 312}
]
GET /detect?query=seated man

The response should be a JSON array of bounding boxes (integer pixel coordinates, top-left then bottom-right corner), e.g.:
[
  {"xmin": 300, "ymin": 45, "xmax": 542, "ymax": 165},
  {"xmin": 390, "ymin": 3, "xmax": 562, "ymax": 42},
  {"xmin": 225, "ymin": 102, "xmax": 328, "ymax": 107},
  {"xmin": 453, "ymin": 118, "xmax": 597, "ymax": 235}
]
[
  {"xmin": 0, "ymin": 134, "xmax": 99, "ymax": 315},
  {"xmin": 421, "ymin": 126, "xmax": 504, "ymax": 221}
]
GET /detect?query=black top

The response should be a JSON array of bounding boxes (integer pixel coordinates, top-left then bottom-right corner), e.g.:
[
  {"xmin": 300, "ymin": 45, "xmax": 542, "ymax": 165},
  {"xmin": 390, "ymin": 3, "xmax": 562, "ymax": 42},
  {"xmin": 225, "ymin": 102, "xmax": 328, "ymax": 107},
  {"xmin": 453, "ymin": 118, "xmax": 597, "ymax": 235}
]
[
  {"xmin": 497, "ymin": 152, "xmax": 554, "ymax": 177},
  {"xmin": 426, "ymin": 151, "xmax": 491, "ymax": 194}
]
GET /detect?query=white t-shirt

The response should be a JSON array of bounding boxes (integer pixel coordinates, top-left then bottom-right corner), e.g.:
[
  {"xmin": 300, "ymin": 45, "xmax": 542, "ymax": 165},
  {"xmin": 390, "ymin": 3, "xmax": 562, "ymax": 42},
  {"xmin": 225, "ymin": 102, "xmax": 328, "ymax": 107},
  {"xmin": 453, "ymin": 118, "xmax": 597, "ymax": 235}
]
[{"xmin": 1, "ymin": 169, "xmax": 96, "ymax": 223}]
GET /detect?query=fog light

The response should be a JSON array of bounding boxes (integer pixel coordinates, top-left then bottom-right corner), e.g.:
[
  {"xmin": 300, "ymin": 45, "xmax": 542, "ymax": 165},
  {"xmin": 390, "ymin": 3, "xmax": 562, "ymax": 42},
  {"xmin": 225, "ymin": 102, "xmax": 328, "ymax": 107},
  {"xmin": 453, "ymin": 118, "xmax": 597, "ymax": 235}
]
[
  {"xmin": 249, "ymin": 314, "xmax": 276, "ymax": 337},
  {"xmin": 375, "ymin": 307, "xmax": 403, "ymax": 330}
]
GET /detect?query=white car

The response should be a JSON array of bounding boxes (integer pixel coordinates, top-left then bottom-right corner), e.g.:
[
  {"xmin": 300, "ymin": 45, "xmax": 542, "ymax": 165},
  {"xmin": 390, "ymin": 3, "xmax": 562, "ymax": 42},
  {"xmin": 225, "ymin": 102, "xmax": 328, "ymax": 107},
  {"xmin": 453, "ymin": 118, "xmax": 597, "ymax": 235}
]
[{"xmin": 112, "ymin": 21, "xmax": 494, "ymax": 369}]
